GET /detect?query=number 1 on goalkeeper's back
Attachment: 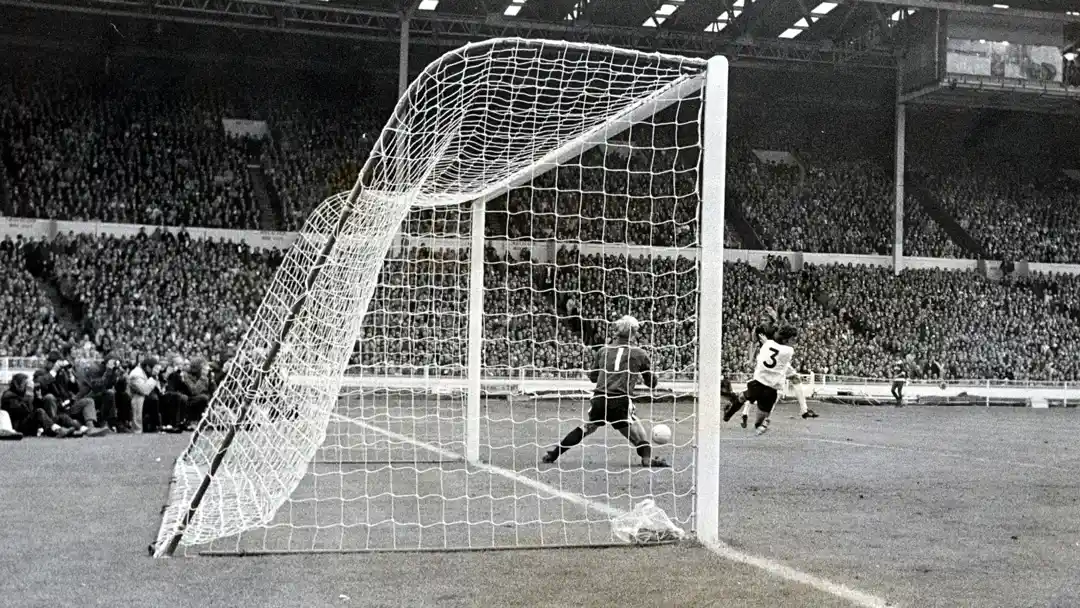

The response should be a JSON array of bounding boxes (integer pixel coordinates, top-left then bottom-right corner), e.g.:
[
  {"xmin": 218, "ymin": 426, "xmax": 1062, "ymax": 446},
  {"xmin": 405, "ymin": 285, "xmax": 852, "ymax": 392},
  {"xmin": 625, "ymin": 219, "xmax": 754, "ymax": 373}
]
[{"xmin": 541, "ymin": 315, "xmax": 670, "ymax": 468}]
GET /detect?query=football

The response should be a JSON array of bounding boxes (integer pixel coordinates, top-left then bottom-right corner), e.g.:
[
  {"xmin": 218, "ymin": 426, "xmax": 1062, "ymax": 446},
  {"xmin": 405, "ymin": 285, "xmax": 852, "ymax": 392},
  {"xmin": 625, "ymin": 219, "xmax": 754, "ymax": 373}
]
[{"xmin": 651, "ymin": 423, "xmax": 672, "ymax": 445}]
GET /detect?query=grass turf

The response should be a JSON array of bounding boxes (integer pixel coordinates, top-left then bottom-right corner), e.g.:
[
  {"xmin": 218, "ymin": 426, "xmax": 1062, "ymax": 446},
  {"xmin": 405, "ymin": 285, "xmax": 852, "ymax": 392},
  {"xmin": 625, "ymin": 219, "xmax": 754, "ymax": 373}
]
[{"xmin": 1, "ymin": 402, "xmax": 1078, "ymax": 607}]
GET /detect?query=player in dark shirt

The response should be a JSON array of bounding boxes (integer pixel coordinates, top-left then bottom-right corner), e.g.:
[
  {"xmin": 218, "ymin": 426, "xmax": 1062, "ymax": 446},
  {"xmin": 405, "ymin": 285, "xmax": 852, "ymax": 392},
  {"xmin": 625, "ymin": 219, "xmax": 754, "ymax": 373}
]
[{"xmin": 541, "ymin": 316, "xmax": 670, "ymax": 468}]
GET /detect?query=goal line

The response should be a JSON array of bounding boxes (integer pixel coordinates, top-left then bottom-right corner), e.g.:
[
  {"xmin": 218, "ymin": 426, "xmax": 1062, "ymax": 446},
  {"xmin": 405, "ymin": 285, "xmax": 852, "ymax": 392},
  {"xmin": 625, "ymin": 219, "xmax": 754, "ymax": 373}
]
[{"xmin": 331, "ymin": 411, "xmax": 623, "ymax": 518}]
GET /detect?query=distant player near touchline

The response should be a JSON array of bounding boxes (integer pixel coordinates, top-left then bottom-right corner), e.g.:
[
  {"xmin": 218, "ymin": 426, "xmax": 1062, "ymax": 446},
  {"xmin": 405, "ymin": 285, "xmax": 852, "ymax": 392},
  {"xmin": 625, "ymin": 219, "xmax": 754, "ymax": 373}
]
[
  {"xmin": 891, "ymin": 358, "xmax": 907, "ymax": 407},
  {"xmin": 542, "ymin": 315, "xmax": 670, "ymax": 468},
  {"xmin": 723, "ymin": 325, "xmax": 811, "ymax": 435}
]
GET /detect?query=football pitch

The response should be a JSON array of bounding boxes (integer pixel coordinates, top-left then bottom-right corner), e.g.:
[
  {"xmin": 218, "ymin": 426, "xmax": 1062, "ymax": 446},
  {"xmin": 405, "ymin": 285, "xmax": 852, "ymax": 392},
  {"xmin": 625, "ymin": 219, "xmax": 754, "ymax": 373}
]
[{"xmin": 1, "ymin": 402, "xmax": 1078, "ymax": 607}]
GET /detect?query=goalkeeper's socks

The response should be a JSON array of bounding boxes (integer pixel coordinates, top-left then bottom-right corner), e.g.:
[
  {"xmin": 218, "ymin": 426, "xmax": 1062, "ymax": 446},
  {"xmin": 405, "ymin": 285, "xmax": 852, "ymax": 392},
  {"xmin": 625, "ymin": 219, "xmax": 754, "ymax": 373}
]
[{"xmin": 544, "ymin": 426, "xmax": 587, "ymax": 462}]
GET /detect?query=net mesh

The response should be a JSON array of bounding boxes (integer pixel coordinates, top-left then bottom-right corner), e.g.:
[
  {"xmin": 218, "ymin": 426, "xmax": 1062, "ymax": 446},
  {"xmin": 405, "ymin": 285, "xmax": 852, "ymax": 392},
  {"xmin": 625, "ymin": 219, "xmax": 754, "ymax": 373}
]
[{"xmin": 154, "ymin": 39, "xmax": 710, "ymax": 555}]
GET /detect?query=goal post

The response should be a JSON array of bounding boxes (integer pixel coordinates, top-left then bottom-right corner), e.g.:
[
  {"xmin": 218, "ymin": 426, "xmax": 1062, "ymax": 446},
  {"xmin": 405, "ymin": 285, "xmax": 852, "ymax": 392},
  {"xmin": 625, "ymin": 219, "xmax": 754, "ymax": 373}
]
[
  {"xmin": 152, "ymin": 39, "xmax": 728, "ymax": 557},
  {"xmin": 695, "ymin": 55, "xmax": 729, "ymax": 547}
]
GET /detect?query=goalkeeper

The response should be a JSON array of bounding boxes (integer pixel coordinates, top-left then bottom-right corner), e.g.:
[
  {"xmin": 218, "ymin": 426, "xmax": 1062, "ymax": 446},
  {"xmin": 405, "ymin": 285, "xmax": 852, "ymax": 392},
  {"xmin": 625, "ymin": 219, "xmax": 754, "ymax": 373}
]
[{"xmin": 542, "ymin": 315, "xmax": 670, "ymax": 468}]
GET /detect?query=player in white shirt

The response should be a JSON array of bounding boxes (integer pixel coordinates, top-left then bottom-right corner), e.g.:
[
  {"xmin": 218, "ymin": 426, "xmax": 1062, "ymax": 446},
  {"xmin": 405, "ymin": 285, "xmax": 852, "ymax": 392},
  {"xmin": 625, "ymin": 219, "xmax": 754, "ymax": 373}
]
[
  {"xmin": 723, "ymin": 326, "xmax": 811, "ymax": 435},
  {"xmin": 732, "ymin": 324, "xmax": 817, "ymax": 428}
]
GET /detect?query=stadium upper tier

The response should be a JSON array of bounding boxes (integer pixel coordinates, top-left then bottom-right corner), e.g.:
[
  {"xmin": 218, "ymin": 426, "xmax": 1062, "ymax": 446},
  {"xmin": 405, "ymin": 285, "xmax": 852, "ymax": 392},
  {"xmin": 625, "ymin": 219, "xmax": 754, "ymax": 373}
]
[
  {"xmin": 2, "ymin": 61, "xmax": 1080, "ymax": 263},
  {"xmin": 3, "ymin": 231, "xmax": 1079, "ymax": 382}
]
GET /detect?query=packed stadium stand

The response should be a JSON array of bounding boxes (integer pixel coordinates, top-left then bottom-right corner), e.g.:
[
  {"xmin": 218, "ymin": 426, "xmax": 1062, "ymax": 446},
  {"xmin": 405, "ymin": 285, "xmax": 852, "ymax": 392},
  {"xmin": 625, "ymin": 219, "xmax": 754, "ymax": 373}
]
[{"xmin": 3, "ymin": 48, "xmax": 1080, "ymax": 393}]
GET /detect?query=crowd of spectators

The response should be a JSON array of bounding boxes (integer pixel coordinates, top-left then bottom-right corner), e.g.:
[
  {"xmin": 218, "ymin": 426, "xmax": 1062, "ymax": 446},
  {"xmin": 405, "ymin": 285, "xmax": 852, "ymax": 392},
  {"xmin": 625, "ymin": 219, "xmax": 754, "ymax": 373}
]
[
  {"xmin": 803, "ymin": 264, "xmax": 1080, "ymax": 381},
  {"xmin": 6, "ymin": 218, "xmax": 1080, "ymax": 435},
  {"xmin": 348, "ymin": 239, "xmax": 1080, "ymax": 381},
  {"xmin": 734, "ymin": 159, "xmax": 894, "ymax": 254},
  {"xmin": 0, "ymin": 238, "xmax": 71, "ymax": 357},
  {"xmin": 6, "ymin": 53, "xmax": 1080, "ymax": 439},
  {"xmin": 261, "ymin": 100, "xmax": 382, "ymax": 231},
  {"xmin": 901, "ymin": 193, "xmax": 965, "ymax": 259},
  {"xmin": 918, "ymin": 166, "xmax": 1080, "ymax": 264},
  {"xmin": 45, "ymin": 229, "xmax": 281, "ymax": 364},
  {"xmin": 1, "ymin": 349, "xmax": 216, "ymax": 439},
  {"xmin": 6, "ymin": 58, "xmax": 1080, "ymax": 265},
  {"xmin": 2, "ymin": 70, "xmax": 259, "ymax": 228}
]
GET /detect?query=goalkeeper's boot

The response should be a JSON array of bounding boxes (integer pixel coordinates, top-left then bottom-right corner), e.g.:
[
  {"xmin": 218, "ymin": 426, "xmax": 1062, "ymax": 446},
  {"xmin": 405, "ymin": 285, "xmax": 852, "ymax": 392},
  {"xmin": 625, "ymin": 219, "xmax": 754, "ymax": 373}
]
[
  {"xmin": 754, "ymin": 418, "xmax": 770, "ymax": 436},
  {"xmin": 643, "ymin": 457, "xmax": 670, "ymax": 468},
  {"xmin": 740, "ymin": 414, "xmax": 748, "ymax": 429},
  {"xmin": 541, "ymin": 449, "xmax": 560, "ymax": 464},
  {"xmin": 801, "ymin": 409, "xmax": 819, "ymax": 419}
]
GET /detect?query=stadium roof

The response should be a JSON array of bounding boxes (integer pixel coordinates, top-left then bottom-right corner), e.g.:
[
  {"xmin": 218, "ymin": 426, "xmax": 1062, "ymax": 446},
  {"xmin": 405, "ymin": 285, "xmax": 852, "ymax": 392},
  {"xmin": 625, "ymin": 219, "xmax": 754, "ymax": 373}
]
[{"xmin": 1, "ymin": 0, "xmax": 1078, "ymax": 73}]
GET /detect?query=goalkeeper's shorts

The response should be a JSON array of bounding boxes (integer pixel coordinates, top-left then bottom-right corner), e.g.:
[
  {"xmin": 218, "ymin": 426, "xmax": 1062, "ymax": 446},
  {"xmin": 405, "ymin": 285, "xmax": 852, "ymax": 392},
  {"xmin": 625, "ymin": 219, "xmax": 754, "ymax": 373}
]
[{"xmin": 588, "ymin": 395, "xmax": 635, "ymax": 430}]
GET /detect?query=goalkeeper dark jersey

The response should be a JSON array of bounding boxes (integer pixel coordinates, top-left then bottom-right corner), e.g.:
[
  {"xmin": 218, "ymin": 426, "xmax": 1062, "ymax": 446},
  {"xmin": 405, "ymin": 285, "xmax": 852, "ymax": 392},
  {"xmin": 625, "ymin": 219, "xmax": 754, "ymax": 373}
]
[{"xmin": 587, "ymin": 341, "xmax": 655, "ymax": 397}]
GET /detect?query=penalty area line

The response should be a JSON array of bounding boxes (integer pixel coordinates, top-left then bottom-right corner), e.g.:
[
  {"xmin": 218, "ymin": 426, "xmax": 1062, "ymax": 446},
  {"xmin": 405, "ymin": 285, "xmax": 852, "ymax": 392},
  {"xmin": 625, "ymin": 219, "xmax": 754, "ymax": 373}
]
[{"xmin": 329, "ymin": 412, "xmax": 895, "ymax": 608}]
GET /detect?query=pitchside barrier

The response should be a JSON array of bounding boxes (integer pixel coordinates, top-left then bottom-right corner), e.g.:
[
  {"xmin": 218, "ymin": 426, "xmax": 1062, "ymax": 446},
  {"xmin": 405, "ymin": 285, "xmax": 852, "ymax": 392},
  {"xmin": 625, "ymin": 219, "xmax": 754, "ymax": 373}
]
[
  {"xmin": 304, "ymin": 368, "xmax": 1078, "ymax": 409},
  {"xmin": 0, "ymin": 360, "xmax": 1075, "ymax": 408}
]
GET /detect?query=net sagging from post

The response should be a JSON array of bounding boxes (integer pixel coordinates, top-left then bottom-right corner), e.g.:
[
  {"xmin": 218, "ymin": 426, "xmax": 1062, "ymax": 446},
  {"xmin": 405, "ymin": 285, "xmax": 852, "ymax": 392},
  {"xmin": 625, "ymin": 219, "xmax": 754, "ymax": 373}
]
[{"xmin": 154, "ymin": 39, "xmax": 709, "ymax": 555}]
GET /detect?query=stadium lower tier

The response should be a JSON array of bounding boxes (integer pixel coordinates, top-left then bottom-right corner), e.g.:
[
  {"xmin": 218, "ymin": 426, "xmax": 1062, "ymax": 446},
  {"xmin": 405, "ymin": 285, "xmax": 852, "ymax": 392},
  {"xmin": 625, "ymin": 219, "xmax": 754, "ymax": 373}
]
[{"xmin": 3, "ymin": 233, "xmax": 1079, "ymax": 382}]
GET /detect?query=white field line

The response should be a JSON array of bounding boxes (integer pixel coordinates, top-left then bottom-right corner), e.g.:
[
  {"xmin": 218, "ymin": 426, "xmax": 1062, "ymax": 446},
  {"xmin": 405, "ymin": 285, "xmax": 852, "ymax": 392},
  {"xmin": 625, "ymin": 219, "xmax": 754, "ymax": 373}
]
[{"xmin": 329, "ymin": 412, "xmax": 895, "ymax": 608}]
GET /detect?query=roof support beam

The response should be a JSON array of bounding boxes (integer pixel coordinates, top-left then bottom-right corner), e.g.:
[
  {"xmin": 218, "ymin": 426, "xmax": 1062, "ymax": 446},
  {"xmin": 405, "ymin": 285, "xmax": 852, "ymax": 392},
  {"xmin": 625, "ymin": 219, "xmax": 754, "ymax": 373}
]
[
  {"xmin": 804, "ymin": 3, "xmax": 860, "ymax": 41},
  {"xmin": 724, "ymin": 0, "xmax": 768, "ymax": 38},
  {"xmin": 848, "ymin": 0, "xmax": 1080, "ymax": 24},
  {"xmin": 0, "ymin": 0, "xmax": 896, "ymax": 69}
]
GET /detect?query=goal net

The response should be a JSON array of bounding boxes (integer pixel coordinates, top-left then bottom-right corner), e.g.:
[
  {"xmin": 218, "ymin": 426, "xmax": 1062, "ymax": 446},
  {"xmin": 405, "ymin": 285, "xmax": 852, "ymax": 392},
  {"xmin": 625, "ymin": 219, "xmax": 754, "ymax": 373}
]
[{"xmin": 153, "ymin": 39, "xmax": 727, "ymax": 556}]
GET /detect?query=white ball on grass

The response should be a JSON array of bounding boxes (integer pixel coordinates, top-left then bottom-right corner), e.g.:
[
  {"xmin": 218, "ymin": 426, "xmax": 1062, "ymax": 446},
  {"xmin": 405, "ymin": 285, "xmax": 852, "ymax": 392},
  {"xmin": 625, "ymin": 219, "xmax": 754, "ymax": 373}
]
[{"xmin": 651, "ymin": 423, "xmax": 672, "ymax": 446}]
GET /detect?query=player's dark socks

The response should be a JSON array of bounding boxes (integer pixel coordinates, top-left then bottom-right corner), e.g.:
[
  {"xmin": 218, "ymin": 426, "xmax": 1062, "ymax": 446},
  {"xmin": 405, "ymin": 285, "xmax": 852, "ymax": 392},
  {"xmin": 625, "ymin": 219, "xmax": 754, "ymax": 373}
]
[
  {"xmin": 740, "ymin": 414, "xmax": 748, "ymax": 428},
  {"xmin": 723, "ymin": 397, "xmax": 743, "ymax": 422},
  {"xmin": 635, "ymin": 442, "xmax": 653, "ymax": 462},
  {"xmin": 544, "ymin": 426, "xmax": 586, "ymax": 462}
]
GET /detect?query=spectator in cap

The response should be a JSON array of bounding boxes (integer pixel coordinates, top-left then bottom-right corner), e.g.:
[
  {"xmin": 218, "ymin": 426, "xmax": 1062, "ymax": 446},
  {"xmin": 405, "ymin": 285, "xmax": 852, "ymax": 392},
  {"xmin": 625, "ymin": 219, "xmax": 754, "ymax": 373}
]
[
  {"xmin": 181, "ymin": 357, "xmax": 213, "ymax": 430},
  {"xmin": 81, "ymin": 352, "xmax": 125, "ymax": 432},
  {"xmin": 160, "ymin": 355, "xmax": 192, "ymax": 434},
  {"xmin": 127, "ymin": 356, "xmax": 162, "ymax": 433}
]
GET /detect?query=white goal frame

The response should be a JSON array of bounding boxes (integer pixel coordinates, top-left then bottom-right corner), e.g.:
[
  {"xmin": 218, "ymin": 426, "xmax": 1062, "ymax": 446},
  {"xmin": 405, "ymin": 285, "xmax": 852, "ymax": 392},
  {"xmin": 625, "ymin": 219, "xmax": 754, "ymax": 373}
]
[{"xmin": 152, "ymin": 40, "xmax": 728, "ymax": 557}]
